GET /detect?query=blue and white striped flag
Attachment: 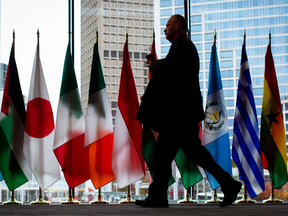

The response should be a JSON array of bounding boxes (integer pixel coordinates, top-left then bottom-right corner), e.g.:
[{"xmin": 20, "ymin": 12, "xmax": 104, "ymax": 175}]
[
  {"xmin": 202, "ymin": 43, "xmax": 232, "ymax": 190},
  {"xmin": 232, "ymin": 43, "xmax": 265, "ymax": 198}
]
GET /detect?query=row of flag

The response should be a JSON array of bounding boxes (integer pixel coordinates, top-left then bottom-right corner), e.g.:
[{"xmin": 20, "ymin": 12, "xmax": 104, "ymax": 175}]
[
  {"xmin": 0, "ymin": 31, "xmax": 287, "ymax": 201},
  {"xmin": 203, "ymin": 32, "xmax": 288, "ymax": 199},
  {"xmin": 0, "ymin": 33, "xmax": 146, "ymax": 192}
]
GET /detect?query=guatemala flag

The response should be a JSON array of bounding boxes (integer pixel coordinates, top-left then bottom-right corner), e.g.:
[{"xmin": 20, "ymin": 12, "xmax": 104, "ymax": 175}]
[
  {"xmin": 232, "ymin": 42, "xmax": 265, "ymax": 198},
  {"xmin": 202, "ymin": 43, "xmax": 232, "ymax": 190}
]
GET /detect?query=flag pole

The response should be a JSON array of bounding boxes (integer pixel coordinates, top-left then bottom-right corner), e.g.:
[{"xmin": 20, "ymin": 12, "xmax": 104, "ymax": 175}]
[
  {"xmin": 119, "ymin": 185, "xmax": 135, "ymax": 204},
  {"xmin": 2, "ymin": 31, "xmax": 22, "ymax": 206},
  {"xmin": 205, "ymin": 189, "xmax": 221, "ymax": 203},
  {"xmin": 31, "ymin": 187, "xmax": 50, "ymax": 205},
  {"xmin": 3, "ymin": 189, "xmax": 22, "ymax": 205},
  {"xmin": 262, "ymin": 32, "xmax": 284, "ymax": 204},
  {"xmin": 236, "ymin": 184, "xmax": 256, "ymax": 203},
  {"xmin": 88, "ymin": 30, "xmax": 110, "ymax": 205},
  {"xmin": 90, "ymin": 187, "xmax": 110, "ymax": 204},
  {"xmin": 178, "ymin": 186, "xmax": 198, "ymax": 204},
  {"xmin": 117, "ymin": 32, "xmax": 135, "ymax": 204},
  {"xmin": 205, "ymin": 31, "xmax": 222, "ymax": 204},
  {"xmin": 61, "ymin": 30, "xmax": 80, "ymax": 205},
  {"xmin": 235, "ymin": 31, "xmax": 256, "ymax": 204}
]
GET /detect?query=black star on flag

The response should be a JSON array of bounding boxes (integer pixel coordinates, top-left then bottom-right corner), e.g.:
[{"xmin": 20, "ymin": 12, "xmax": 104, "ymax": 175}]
[{"xmin": 265, "ymin": 108, "xmax": 280, "ymax": 127}]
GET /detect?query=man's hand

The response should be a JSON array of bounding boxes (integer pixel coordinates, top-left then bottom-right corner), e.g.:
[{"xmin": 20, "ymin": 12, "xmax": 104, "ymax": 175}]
[{"xmin": 146, "ymin": 60, "xmax": 152, "ymax": 70}]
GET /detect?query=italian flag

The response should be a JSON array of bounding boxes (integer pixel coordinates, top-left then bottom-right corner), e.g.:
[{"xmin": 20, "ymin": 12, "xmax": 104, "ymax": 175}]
[
  {"xmin": 84, "ymin": 41, "xmax": 115, "ymax": 189},
  {"xmin": 112, "ymin": 40, "xmax": 145, "ymax": 188},
  {"xmin": 23, "ymin": 38, "xmax": 61, "ymax": 190},
  {"xmin": 53, "ymin": 43, "xmax": 90, "ymax": 188},
  {"xmin": 260, "ymin": 42, "xmax": 288, "ymax": 188},
  {"xmin": 0, "ymin": 42, "xmax": 32, "ymax": 190}
]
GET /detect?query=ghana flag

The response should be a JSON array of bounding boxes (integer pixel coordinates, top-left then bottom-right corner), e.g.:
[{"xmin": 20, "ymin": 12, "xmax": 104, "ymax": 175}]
[{"xmin": 260, "ymin": 38, "xmax": 288, "ymax": 188}]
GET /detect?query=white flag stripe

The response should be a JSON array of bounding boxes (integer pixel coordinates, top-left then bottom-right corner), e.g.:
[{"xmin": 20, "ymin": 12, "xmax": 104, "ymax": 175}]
[
  {"xmin": 234, "ymin": 107, "xmax": 263, "ymax": 168},
  {"xmin": 238, "ymin": 87, "xmax": 258, "ymax": 131},
  {"xmin": 112, "ymin": 106, "xmax": 144, "ymax": 188},
  {"xmin": 53, "ymin": 89, "xmax": 85, "ymax": 150},
  {"xmin": 84, "ymin": 88, "xmax": 113, "ymax": 148},
  {"xmin": 239, "ymin": 62, "xmax": 249, "ymax": 88},
  {"xmin": 24, "ymin": 130, "xmax": 60, "ymax": 190},
  {"xmin": 232, "ymin": 133, "xmax": 263, "ymax": 195}
]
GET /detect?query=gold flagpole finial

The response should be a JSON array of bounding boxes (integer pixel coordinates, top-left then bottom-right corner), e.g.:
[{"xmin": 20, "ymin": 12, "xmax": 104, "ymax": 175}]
[
  {"xmin": 243, "ymin": 30, "xmax": 246, "ymax": 46},
  {"xmin": 213, "ymin": 30, "xmax": 216, "ymax": 45},
  {"xmin": 269, "ymin": 31, "xmax": 271, "ymax": 45}
]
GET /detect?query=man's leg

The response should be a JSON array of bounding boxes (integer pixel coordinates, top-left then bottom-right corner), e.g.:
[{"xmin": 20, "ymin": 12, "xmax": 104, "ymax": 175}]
[
  {"xmin": 180, "ymin": 123, "xmax": 242, "ymax": 207},
  {"xmin": 135, "ymin": 132, "xmax": 179, "ymax": 207}
]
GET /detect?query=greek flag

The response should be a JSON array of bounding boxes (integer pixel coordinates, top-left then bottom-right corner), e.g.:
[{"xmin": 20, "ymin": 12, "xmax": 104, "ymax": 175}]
[
  {"xmin": 202, "ymin": 43, "xmax": 232, "ymax": 190},
  {"xmin": 232, "ymin": 44, "xmax": 265, "ymax": 198}
]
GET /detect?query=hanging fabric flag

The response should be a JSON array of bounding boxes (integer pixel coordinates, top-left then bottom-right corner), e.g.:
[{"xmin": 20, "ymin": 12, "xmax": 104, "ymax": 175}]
[
  {"xmin": 23, "ymin": 33, "xmax": 61, "ymax": 191},
  {"xmin": 232, "ymin": 34, "xmax": 265, "ymax": 198},
  {"xmin": 53, "ymin": 43, "xmax": 90, "ymax": 188},
  {"xmin": 112, "ymin": 35, "xmax": 145, "ymax": 188},
  {"xmin": 84, "ymin": 38, "xmax": 115, "ymax": 189},
  {"xmin": 202, "ymin": 41, "xmax": 232, "ymax": 190},
  {"xmin": 0, "ymin": 40, "xmax": 32, "ymax": 190},
  {"xmin": 260, "ymin": 34, "xmax": 288, "ymax": 188}
]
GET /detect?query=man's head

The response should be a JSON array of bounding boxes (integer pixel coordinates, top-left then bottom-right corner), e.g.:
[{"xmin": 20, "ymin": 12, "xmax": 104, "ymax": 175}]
[{"xmin": 164, "ymin": 14, "xmax": 187, "ymax": 43}]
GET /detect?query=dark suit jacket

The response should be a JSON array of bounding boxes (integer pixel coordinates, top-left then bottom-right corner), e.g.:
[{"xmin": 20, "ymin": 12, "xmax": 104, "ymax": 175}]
[{"xmin": 136, "ymin": 35, "xmax": 205, "ymax": 133}]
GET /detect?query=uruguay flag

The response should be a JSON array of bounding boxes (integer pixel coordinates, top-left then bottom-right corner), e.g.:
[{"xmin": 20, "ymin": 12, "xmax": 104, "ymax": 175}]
[
  {"xmin": 202, "ymin": 43, "xmax": 232, "ymax": 190},
  {"xmin": 232, "ymin": 42, "xmax": 265, "ymax": 198}
]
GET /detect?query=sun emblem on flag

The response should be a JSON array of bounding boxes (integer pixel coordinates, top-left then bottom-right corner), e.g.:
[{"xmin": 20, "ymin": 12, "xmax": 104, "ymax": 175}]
[{"xmin": 204, "ymin": 99, "xmax": 227, "ymax": 135}]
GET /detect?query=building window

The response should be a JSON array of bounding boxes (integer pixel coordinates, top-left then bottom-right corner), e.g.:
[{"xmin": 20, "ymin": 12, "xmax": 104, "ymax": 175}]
[
  {"xmin": 160, "ymin": 0, "xmax": 172, "ymax": 7},
  {"xmin": 160, "ymin": 9, "xmax": 172, "ymax": 16},
  {"xmin": 111, "ymin": 51, "xmax": 117, "ymax": 58},
  {"xmin": 104, "ymin": 50, "xmax": 109, "ymax": 57},
  {"xmin": 191, "ymin": 34, "xmax": 202, "ymax": 42},
  {"xmin": 134, "ymin": 52, "xmax": 140, "ymax": 59},
  {"xmin": 191, "ymin": 15, "xmax": 202, "ymax": 23},
  {"xmin": 221, "ymin": 60, "xmax": 233, "ymax": 68},
  {"xmin": 220, "ymin": 51, "xmax": 233, "ymax": 59},
  {"xmin": 191, "ymin": 24, "xmax": 202, "ymax": 32}
]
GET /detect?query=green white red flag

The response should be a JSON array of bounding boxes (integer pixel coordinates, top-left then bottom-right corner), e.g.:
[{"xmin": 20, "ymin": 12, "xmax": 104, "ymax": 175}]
[
  {"xmin": 84, "ymin": 40, "xmax": 115, "ymax": 189},
  {"xmin": 53, "ymin": 43, "xmax": 90, "ymax": 188}
]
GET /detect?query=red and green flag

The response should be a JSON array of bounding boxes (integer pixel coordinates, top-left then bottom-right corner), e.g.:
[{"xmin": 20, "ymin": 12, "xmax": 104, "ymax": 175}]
[
  {"xmin": 0, "ymin": 41, "xmax": 32, "ymax": 190},
  {"xmin": 260, "ymin": 40, "xmax": 288, "ymax": 188}
]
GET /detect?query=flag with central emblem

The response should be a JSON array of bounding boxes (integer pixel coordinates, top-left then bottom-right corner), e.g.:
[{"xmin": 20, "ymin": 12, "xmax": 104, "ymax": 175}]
[
  {"xmin": 23, "ymin": 37, "xmax": 61, "ymax": 190},
  {"xmin": 202, "ymin": 43, "xmax": 232, "ymax": 190}
]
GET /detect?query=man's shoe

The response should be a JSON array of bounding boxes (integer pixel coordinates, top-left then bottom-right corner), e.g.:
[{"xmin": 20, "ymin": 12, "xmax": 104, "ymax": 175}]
[
  {"xmin": 220, "ymin": 180, "xmax": 242, "ymax": 207},
  {"xmin": 135, "ymin": 197, "xmax": 169, "ymax": 208}
]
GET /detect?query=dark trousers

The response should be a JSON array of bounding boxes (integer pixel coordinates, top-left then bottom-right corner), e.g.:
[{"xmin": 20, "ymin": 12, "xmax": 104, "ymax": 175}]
[{"xmin": 148, "ymin": 123, "xmax": 231, "ymax": 199}]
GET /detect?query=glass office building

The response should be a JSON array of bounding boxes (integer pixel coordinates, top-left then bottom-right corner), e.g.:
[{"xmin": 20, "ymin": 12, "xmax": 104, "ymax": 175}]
[{"xmin": 155, "ymin": 0, "xmax": 288, "ymax": 146}]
